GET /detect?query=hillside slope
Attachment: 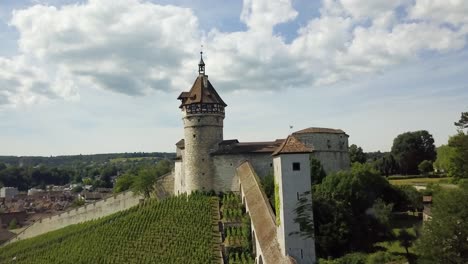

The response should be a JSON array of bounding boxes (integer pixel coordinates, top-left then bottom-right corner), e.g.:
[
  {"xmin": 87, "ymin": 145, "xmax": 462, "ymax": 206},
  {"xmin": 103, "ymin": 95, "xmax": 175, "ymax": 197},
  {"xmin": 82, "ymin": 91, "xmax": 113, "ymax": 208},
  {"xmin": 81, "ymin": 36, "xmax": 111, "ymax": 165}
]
[{"xmin": 0, "ymin": 194, "xmax": 219, "ymax": 264}]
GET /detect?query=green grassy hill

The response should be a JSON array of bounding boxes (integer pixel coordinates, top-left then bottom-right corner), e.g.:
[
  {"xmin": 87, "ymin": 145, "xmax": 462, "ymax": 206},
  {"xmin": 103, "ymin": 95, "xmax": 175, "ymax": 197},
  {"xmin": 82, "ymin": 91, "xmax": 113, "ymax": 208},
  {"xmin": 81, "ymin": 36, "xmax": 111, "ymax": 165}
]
[{"xmin": 0, "ymin": 194, "xmax": 219, "ymax": 264}]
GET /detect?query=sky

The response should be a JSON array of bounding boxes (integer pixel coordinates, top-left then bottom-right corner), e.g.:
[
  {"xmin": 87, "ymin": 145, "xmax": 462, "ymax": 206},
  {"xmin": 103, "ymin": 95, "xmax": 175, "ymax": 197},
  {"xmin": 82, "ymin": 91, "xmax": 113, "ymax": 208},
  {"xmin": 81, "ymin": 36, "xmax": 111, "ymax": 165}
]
[{"xmin": 0, "ymin": 0, "xmax": 467, "ymax": 156}]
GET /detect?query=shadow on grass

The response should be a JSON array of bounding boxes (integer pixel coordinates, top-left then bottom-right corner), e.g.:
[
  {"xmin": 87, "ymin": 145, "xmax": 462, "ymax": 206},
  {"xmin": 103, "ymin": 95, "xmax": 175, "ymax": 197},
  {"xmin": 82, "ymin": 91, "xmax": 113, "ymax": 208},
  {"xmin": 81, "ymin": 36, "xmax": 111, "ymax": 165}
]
[
  {"xmin": 390, "ymin": 252, "xmax": 418, "ymax": 264},
  {"xmin": 391, "ymin": 213, "xmax": 421, "ymax": 229}
]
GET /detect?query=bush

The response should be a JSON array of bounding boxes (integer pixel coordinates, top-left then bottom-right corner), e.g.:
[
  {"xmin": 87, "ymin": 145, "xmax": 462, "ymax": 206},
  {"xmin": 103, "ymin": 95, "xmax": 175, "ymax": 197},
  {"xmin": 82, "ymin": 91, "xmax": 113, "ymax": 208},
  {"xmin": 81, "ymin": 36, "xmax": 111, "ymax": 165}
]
[
  {"xmin": 418, "ymin": 160, "xmax": 433, "ymax": 176},
  {"xmin": 367, "ymin": 251, "xmax": 404, "ymax": 264}
]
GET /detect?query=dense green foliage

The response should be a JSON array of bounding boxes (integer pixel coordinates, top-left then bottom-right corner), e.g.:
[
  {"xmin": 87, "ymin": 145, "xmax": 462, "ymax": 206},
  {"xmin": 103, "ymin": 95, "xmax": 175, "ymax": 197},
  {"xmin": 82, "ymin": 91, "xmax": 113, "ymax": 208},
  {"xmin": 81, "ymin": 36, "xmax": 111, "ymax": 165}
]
[
  {"xmin": 260, "ymin": 172, "xmax": 275, "ymax": 211},
  {"xmin": 391, "ymin": 130, "xmax": 436, "ymax": 175},
  {"xmin": 369, "ymin": 152, "xmax": 399, "ymax": 177},
  {"xmin": 113, "ymin": 159, "xmax": 172, "ymax": 196},
  {"xmin": 454, "ymin": 111, "xmax": 468, "ymax": 131},
  {"xmin": 296, "ymin": 163, "xmax": 399, "ymax": 258},
  {"xmin": 349, "ymin": 144, "xmax": 367, "ymax": 164},
  {"xmin": 0, "ymin": 194, "xmax": 218, "ymax": 264},
  {"xmin": 0, "ymin": 165, "xmax": 73, "ymax": 190},
  {"xmin": 433, "ymin": 145, "xmax": 456, "ymax": 173},
  {"xmin": 274, "ymin": 182, "xmax": 281, "ymax": 226},
  {"xmin": 0, "ymin": 152, "xmax": 174, "ymax": 167},
  {"xmin": 310, "ymin": 157, "xmax": 326, "ymax": 185},
  {"xmin": 318, "ymin": 250, "xmax": 406, "ymax": 264},
  {"xmin": 392, "ymin": 185, "xmax": 422, "ymax": 212},
  {"xmin": 447, "ymin": 132, "xmax": 468, "ymax": 180},
  {"xmin": 0, "ymin": 153, "xmax": 174, "ymax": 190},
  {"xmin": 416, "ymin": 185, "xmax": 468, "ymax": 264},
  {"xmin": 417, "ymin": 160, "xmax": 433, "ymax": 176}
]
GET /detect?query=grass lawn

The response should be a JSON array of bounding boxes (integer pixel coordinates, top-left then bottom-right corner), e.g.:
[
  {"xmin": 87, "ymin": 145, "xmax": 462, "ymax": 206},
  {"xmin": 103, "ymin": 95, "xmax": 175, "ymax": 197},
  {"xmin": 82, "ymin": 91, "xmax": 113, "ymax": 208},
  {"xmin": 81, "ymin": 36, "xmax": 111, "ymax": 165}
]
[
  {"xmin": 389, "ymin": 177, "xmax": 450, "ymax": 186},
  {"xmin": 374, "ymin": 213, "xmax": 422, "ymax": 263}
]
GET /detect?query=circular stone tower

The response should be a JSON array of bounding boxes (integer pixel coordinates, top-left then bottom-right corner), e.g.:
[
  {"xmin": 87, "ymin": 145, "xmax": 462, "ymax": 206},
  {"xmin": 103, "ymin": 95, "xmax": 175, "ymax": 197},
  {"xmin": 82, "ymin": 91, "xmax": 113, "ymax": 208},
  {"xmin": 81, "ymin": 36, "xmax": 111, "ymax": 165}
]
[{"xmin": 177, "ymin": 53, "xmax": 227, "ymax": 193}]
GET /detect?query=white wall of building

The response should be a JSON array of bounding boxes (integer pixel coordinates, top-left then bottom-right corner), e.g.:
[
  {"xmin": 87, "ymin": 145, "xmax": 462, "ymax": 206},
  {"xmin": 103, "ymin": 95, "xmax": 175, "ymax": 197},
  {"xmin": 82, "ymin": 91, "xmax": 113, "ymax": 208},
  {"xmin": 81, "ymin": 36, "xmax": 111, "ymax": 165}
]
[
  {"xmin": 0, "ymin": 187, "xmax": 18, "ymax": 199},
  {"xmin": 274, "ymin": 154, "xmax": 316, "ymax": 264}
]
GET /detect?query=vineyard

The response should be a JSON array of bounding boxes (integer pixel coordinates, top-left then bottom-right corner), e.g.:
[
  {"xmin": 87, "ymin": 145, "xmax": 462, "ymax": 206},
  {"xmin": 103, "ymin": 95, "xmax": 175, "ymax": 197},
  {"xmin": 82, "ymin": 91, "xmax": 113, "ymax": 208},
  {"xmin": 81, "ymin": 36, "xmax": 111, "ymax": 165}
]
[
  {"xmin": 221, "ymin": 193, "xmax": 255, "ymax": 264},
  {"xmin": 0, "ymin": 194, "xmax": 220, "ymax": 264}
]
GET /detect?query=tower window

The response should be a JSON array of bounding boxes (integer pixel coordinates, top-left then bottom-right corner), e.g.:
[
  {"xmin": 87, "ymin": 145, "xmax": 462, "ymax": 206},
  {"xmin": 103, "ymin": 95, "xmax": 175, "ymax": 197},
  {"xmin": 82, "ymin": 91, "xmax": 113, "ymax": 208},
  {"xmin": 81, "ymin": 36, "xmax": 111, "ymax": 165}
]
[
  {"xmin": 193, "ymin": 134, "xmax": 196, "ymax": 138},
  {"xmin": 270, "ymin": 163, "xmax": 272, "ymax": 167},
  {"xmin": 198, "ymin": 118, "xmax": 201, "ymax": 122},
  {"xmin": 301, "ymin": 249, "xmax": 303, "ymax": 259},
  {"xmin": 292, "ymin": 162, "xmax": 301, "ymax": 171}
]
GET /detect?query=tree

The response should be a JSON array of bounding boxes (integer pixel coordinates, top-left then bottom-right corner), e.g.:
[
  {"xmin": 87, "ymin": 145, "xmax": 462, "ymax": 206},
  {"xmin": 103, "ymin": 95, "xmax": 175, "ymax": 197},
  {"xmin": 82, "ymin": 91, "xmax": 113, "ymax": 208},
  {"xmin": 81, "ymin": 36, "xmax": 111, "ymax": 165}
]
[
  {"xmin": 8, "ymin": 219, "xmax": 17, "ymax": 230},
  {"xmin": 391, "ymin": 130, "xmax": 436, "ymax": 175},
  {"xmin": 114, "ymin": 173, "xmax": 135, "ymax": 193},
  {"xmin": 131, "ymin": 168, "xmax": 157, "ymax": 198},
  {"xmin": 416, "ymin": 186, "xmax": 468, "ymax": 263},
  {"xmin": 448, "ymin": 132, "xmax": 468, "ymax": 180},
  {"xmin": 397, "ymin": 229, "xmax": 415, "ymax": 255},
  {"xmin": 294, "ymin": 163, "xmax": 396, "ymax": 257},
  {"xmin": 393, "ymin": 185, "xmax": 422, "ymax": 212},
  {"xmin": 418, "ymin": 160, "xmax": 433, "ymax": 176},
  {"xmin": 261, "ymin": 172, "xmax": 275, "ymax": 210},
  {"xmin": 433, "ymin": 145, "xmax": 456, "ymax": 174},
  {"xmin": 310, "ymin": 157, "xmax": 326, "ymax": 185},
  {"xmin": 373, "ymin": 153, "xmax": 398, "ymax": 177},
  {"xmin": 454, "ymin": 111, "xmax": 468, "ymax": 131},
  {"xmin": 349, "ymin": 144, "xmax": 367, "ymax": 164}
]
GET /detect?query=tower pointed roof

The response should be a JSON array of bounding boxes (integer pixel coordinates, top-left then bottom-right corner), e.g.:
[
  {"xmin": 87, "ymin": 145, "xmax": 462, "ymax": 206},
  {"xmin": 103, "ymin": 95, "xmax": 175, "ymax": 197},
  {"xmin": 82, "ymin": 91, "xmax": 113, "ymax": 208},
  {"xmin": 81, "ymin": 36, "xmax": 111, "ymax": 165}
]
[
  {"xmin": 198, "ymin": 51, "xmax": 205, "ymax": 75},
  {"xmin": 177, "ymin": 53, "xmax": 227, "ymax": 108}
]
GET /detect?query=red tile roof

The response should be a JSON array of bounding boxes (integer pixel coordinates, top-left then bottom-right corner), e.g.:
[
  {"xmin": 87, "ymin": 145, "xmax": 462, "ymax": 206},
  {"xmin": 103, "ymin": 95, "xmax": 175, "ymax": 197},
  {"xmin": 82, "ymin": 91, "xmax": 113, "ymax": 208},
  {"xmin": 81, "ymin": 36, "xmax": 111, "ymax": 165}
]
[
  {"xmin": 211, "ymin": 140, "xmax": 284, "ymax": 155},
  {"xmin": 177, "ymin": 75, "xmax": 227, "ymax": 108},
  {"xmin": 293, "ymin": 127, "xmax": 346, "ymax": 135},
  {"xmin": 272, "ymin": 135, "xmax": 313, "ymax": 156}
]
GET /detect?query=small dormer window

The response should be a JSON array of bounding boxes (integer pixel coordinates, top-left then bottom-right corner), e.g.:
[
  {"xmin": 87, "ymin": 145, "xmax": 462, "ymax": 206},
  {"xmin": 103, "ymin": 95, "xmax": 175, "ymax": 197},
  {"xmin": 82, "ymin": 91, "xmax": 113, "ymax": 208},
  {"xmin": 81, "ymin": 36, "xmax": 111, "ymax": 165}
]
[{"xmin": 293, "ymin": 162, "xmax": 300, "ymax": 171}]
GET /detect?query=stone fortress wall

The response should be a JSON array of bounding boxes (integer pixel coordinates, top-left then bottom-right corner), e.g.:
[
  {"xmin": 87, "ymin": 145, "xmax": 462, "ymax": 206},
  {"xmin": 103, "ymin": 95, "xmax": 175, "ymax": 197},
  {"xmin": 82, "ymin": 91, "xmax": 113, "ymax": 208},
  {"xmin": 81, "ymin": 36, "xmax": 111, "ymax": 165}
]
[
  {"xmin": 4, "ymin": 190, "xmax": 143, "ymax": 245},
  {"xmin": 212, "ymin": 153, "xmax": 273, "ymax": 192},
  {"xmin": 294, "ymin": 132, "xmax": 350, "ymax": 174},
  {"xmin": 183, "ymin": 113, "xmax": 224, "ymax": 193}
]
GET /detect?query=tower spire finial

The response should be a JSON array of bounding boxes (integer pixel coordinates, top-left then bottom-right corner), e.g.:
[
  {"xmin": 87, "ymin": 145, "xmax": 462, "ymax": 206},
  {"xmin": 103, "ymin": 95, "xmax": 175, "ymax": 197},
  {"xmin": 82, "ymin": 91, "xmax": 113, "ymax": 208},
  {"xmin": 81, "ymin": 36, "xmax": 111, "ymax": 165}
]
[{"xmin": 198, "ymin": 46, "xmax": 205, "ymax": 75}]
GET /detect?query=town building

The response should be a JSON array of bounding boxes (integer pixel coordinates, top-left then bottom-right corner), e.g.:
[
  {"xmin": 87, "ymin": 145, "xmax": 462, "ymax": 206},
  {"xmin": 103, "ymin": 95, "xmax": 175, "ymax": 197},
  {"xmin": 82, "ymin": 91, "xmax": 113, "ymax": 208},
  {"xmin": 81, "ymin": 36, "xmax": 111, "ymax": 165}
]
[{"xmin": 0, "ymin": 187, "xmax": 18, "ymax": 199}]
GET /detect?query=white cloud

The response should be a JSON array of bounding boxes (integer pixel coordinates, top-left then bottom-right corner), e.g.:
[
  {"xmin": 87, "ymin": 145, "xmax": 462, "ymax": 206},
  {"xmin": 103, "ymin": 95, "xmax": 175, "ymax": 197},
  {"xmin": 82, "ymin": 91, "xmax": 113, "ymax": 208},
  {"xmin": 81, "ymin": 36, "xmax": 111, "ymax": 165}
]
[
  {"xmin": 409, "ymin": 0, "xmax": 468, "ymax": 26},
  {"xmin": 0, "ymin": 56, "xmax": 77, "ymax": 107},
  {"xmin": 240, "ymin": 0, "xmax": 297, "ymax": 31},
  {"xmin": 10, "ymin": 0, "xmax": 200, "ymax": 97},
  {"xmin": 0, "ymin": 0, "xmax": 467, "ymax": 107}
]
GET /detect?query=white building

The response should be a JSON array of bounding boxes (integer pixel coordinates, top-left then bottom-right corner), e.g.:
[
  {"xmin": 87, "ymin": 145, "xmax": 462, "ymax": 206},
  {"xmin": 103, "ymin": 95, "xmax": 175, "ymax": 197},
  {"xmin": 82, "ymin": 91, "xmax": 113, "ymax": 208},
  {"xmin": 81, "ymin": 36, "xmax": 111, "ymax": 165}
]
[{"xmin": 0, "ymin": 187, "xmax": 19, "ymax": 199}]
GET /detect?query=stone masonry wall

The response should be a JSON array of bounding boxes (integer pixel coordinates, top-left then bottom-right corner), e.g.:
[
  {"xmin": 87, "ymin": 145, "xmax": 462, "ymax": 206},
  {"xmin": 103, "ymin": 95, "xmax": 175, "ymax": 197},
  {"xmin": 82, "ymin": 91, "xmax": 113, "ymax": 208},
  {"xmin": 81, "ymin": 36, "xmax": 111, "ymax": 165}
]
[
  {"xmin": 294, "ymin": 133, "xmax": 350, "ymax": 174},
  {"xmin": 183, "ymin": 113, "xmax": 224, "ymax": 193},
  {"xmin": 213, "ymin": 153, "xmax": 273, "ymax": 192},
  {"xmin": 4, "ymin": 191, "xmax": 143, "ymax": 245}
]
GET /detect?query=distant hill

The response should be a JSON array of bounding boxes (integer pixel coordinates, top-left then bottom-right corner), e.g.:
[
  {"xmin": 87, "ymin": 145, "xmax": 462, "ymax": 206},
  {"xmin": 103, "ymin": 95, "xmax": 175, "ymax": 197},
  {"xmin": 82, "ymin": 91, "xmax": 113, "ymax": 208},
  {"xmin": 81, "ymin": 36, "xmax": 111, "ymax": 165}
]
[
  {"xmin": 0, "ymin": 152, "xmax": 176, "ymax": 167},
  {"xmin": 0, "ymin": 194, "xmax": 219, "ymax": 264}
]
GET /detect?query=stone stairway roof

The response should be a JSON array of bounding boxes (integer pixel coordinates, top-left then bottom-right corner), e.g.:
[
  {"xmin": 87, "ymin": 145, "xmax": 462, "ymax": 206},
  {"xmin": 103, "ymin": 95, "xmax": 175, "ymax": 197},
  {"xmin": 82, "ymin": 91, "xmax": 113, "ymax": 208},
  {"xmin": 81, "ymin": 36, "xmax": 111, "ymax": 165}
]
[{"xmin": 237, "ymin": 161, "xmax": 294, "ymax": 264}]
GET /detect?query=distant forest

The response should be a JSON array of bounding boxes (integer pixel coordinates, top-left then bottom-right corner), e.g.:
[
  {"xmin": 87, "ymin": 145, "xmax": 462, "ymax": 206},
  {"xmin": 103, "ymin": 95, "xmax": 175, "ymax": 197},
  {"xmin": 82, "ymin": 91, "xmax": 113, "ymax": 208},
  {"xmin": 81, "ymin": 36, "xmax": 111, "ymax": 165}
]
[
  {"xmin": 0, "ymin": 152, "xmax": 175, "ymax": 167},
  {"xmin": 0, "ymin": 152, "xmax": 176, "ymax": 191}
]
